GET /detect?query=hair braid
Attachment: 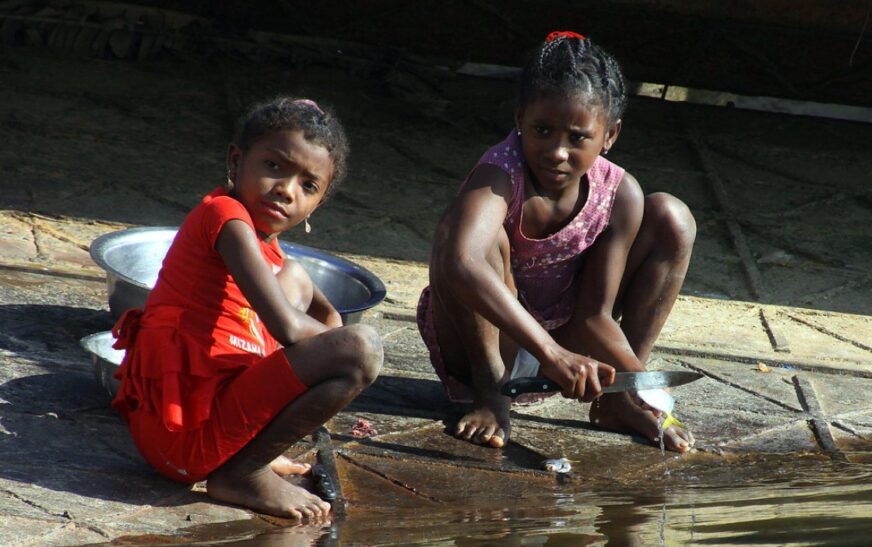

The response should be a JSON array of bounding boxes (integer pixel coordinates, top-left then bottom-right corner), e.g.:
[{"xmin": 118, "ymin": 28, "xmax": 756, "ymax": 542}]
[{"xmin": 520, "ymin": 33, "xmax": 627, "ymax": 127}]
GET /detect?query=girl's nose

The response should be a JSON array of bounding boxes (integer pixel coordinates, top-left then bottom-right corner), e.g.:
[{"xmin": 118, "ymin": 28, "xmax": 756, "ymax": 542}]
[
  {"xmin": 273, "ymin": 178, "xmax": 297, "ymax": 201},
  {"xmin": 548, "ymin": 143, "xmax": 570, "ymax": 162}
]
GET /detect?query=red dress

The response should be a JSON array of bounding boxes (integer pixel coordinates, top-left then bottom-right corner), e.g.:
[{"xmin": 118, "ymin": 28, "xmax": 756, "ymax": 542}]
[{"xmin": 112, "ymin": 188, "xmax": 307, "ymax": 483}]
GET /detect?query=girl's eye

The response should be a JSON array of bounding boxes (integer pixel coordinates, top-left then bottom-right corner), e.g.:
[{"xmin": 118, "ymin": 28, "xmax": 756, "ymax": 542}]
[
  {"xmin": 534, "ymin": 126, "xmax": 550, "ymax": 136},
  {"xmin": 303, "ymin": 181, "xmax": 319, "ymax": 194},
  {"xmin": 569, "ymin": 133, "xmax": 586, "ymax": 144},
  {"xmin": 264, "ymin": 160, "xmax": 280, "ymax": 171}
]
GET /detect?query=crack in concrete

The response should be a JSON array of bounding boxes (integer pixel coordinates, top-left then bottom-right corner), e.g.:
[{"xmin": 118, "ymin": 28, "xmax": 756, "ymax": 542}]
[
  {"xmin": 675, "ymin": 359, "xmax": 805, "ymax": 413},
  {"xmin": 0, "ymin": 486, "xmax": 63, "ymax": 519},
  {"xmin": 336, "ymin": 421, "xmax": 444, "ymax": 449},
  {"xmin": 338, "ymin": 446, "xmax": 544, "ymax": 478},
  {"xmin": 783, "ymin": 312, "xmax": 872, "ymax": 354},
  {"xmin": 830, "ymin": 420, "xmax": 864, "ymax": 437},
  {"xmin": 657, "ymin": 344, "xmax": 872, "ymax": 379},
  {"xmin": 338, "ymin": 452, "xmax": 442, "ymax": 503},
  {"xmin": 9, "ymin": 212, "xmax": 93, "ymax": 251},
  {"xmin": 0, "ymin": 262, "xmax": 105, "ymax": 282}
]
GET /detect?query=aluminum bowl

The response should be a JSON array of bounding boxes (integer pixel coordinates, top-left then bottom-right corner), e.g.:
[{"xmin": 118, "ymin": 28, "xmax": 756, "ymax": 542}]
[
  {"xmin": 80, "ymin": 331, "xmax": 123, "ymax": 399},
  {"xmin": 89, "ymin": 226, "xmax": 386, "ymax": 325}
]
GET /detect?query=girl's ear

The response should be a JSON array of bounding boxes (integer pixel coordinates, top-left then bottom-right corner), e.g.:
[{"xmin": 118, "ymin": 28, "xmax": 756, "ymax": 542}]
[
  {"xmin": 226, "ymin": 143, "xmax": 242, "ymax": 179},
  {"xmin": 513, "ymin": 105, "xmax": 524, "ymax": 133},
  {"xmin": 604, "ymin": 119, "xmax": 622, "ymax": 151}
]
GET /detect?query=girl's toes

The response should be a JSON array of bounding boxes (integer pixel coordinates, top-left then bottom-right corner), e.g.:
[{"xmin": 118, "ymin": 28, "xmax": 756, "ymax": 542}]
[
  {"xmin": 487, "ymin": 429, "xmax": 506, "ymax": 448},
  {"xmin": 666, "ymin": 427, "xmax": 692, "ymax": 452},
  {"xmin": 459, "ymin": 424, "xmax": 477, "ymax": 440},
  {"xmin": 477, "ymin": 425, "xmax": 496, "ymax": 444}
]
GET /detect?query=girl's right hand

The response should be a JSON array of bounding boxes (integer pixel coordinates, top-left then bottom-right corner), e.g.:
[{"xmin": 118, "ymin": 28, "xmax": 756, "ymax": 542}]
[{"xmin": 539, "ymin": 345, "xmax": 615, "ymax": 402}]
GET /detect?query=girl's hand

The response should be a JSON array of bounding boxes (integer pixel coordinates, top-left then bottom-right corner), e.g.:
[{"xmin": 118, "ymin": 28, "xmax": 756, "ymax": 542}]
[{"xmin": 539, "ymin": 345, "xmax": 615, "ymax": 402}]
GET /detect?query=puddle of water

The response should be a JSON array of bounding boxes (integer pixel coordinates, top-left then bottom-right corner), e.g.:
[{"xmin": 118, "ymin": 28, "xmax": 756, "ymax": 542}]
[{"xmin": 163, "ymin": 454, "xmax": 872, "ymax": 546}]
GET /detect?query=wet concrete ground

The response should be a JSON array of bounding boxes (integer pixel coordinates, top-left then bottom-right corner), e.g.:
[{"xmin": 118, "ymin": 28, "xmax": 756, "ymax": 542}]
[{"xmin": 1, "ymin": 42, "xmax": 871, "ymax": 545}]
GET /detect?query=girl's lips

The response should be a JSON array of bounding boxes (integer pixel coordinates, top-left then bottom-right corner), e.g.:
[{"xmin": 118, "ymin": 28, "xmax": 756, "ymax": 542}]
[
  {"xmin": 540, "ymin": 168, "xmax": 569, "ymax": 182},
  {"xmin": 261, "ymin": 200, "xmax": 289, "ymax": 219}
]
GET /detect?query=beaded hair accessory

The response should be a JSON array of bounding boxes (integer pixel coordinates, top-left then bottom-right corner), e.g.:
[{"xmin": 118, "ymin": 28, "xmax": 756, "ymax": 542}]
[{"xmin": 545, "ymin": 30, "xmax": 586, "ymax": 42}]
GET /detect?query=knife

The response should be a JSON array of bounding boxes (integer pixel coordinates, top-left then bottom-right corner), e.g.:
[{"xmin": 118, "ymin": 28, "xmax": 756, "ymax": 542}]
[{"xmin": 500, "ymin": 370, "xmax": 703, "ymax": 397}]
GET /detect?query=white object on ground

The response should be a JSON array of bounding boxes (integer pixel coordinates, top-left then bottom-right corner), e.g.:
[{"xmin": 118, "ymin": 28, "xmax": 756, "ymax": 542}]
[
  {"xmin": 542, "ymin": 458, "xmax": 572, "ymax": 473},
  {"xmin": 637, "ymin": 388, "xmax": 675, "ymax": 414}
]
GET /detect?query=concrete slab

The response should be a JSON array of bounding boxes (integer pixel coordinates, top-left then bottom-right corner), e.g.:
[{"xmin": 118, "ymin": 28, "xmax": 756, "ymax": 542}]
[{"xmin": 0, "ymin": 34, "xmax": 870, "ymax": 544}]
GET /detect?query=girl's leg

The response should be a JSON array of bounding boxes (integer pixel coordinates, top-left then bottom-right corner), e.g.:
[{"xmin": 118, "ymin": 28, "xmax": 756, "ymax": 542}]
[
  {"xmin": 207, "ymin": 324, "xmax": 383, "ymax": 520},
  {"xmin": 428, "ymin": 226, "xmax": 518, "ymax": 447},
  {"xmin": 615, "ymin": 192, "xmax": 697, "ymax": 362},
  {"xmin": 590, "ymin": 193, "xmax": 697, "ymax": 452},
  {"xmin": 207, "ymin": 261, "xmax": 383, "ymax": 520}
]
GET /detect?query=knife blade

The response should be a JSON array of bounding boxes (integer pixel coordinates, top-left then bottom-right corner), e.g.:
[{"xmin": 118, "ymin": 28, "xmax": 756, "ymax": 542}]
[{"xmin": 500, "ymin": 370, "xmax": 703, "ymax": 397}]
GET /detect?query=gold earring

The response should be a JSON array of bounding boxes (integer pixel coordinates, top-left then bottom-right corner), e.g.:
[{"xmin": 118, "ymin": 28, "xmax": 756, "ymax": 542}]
[{"xmin": 304, "ymin": 216, "xmax": 312, "ymax": 234}]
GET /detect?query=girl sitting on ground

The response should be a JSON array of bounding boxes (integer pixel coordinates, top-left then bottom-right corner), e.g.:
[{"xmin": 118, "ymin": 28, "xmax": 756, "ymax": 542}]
[
  {"xmin": 112, "ymin": 97, "xmax": 383, "ymax": 520},
  {"xmin": 418, "ymin": 31, "xmax": 696, "ymax": 452}
]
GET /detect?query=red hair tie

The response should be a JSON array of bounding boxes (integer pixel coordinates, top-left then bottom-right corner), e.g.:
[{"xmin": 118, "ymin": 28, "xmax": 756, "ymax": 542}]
[{"xmin": 546, "ymin": 30, "xmax": 586, "ymax": 42}]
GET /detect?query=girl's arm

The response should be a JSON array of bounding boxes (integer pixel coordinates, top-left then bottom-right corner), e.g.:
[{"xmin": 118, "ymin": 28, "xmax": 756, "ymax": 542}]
[
  {"xmin": 216, "ymin": 219, "xmax": 329, "ymax": 345},
  {"xmin": 435, "ymin": 165, "xmax": 611, "ymax": 398},
  {"xmin": 434, "ymin": 164, "xmax": 551, "ymax": 354},
  {"xmin": 307, "ymin": 283, "xmax": 343, "ymax": 328},
  {"xmin": 276, "ymin": 257, "xmax": 343, "ymax": 329},
  {"xmin": 570, "ymin": 172, "xmax": 646, "ymax": 372}
]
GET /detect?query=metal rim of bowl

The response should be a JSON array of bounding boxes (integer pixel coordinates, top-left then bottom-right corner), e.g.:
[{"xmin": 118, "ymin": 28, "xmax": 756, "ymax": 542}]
[
  {"xmin": 90, "ymin": 226, "xmax": 388, "ymax": 314},
  {"xmin": 80, "ymin": 330, "xmax": 123, "ymax": 362}
]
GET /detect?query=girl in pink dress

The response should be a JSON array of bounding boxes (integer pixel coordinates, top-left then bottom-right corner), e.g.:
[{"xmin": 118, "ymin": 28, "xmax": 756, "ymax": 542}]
[{"xmin": 418, "ymin": 31, "xmax": 696, "ymax": 452}]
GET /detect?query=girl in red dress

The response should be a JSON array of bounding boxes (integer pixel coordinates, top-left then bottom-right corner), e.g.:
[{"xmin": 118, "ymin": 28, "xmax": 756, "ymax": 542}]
[{"xmin": 111, "ymin": 97, "xmax": 382, "ymax": 521}]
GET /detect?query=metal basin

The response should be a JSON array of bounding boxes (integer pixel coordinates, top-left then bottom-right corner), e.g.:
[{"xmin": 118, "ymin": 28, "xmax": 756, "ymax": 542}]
[
  {"xmin": 80, "ymin": 331, "xmax": 123, "ymax": 399},
  {"xmin": 89, "ymin": 226, "xmax": 386, "ymax": 325}
]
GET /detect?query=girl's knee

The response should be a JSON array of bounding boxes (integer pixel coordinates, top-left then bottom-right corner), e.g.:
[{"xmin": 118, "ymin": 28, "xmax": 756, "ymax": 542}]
[
  {"xmin": 646, "ymin": 193, "xmax": 696, "ymax": 254},
  {"xmin": 342, "ymin": 324, "xmax": 383, "ymax": 386}
]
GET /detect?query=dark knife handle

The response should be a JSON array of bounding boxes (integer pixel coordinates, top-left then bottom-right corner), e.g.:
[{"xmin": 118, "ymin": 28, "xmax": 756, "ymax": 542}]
[{"xmin": 501, "ymin": 377, "xmax": 560, "ymax": 396}]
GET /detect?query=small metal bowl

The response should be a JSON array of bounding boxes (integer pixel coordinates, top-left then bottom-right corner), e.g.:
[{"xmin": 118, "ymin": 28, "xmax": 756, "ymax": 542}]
[
  {"xmin": 89, "ymin": 226, "xmax": 387, "ymax": 325},
  {"xmin": 80, "ymin": 331, "xmax": 123, "ymax": 399}
]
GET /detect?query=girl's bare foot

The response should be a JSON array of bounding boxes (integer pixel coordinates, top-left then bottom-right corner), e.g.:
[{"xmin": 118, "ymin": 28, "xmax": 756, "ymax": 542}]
[
  {"xmin": 270, "ymin": 455, "xmax": 311, "ymax": 477},
  {"xmin": 207, "ymin": 465, "xmax": 331, "ymax": 521},
  {"xmin": 590, "ymin": 392, "xmax": 695, "ymax": 453},
  {"xmin": 454, "ymin": 396, "xmax": 511, "ymax": 448}
]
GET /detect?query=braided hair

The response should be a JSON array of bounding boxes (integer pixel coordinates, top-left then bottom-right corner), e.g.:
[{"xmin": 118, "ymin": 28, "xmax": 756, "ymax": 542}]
[
  {"xmin": 519, "ymin": 31, "xmax": 627, "ymax": 127},
  {"xmin": 234, "ymin": 97, "xmax": 350, "ymax": 197}
]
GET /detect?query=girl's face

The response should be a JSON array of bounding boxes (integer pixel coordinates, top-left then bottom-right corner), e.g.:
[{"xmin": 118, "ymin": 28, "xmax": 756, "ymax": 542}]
[
  {"xmin": 515, "ymin": 93, "xmax": 620, "ymax": 194},
  {"xmin": 227, "ymin": 129, "xmax": 334, "ymax": 239}
]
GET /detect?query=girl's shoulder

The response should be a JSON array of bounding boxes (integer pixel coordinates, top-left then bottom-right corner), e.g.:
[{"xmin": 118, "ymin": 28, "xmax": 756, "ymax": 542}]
[
  {"xmin": 190, "ymin": 188, "xmax": 251, "ymax": 223},
  {"xmin": 181, "ymin": 187, "xmax": 254, "ymax": 249},
  {"xmin": 458, "ymin": 132, "xmax": 522, "ymax": 199},
  {"xmin": 478, "ymin": 131, "xmax": 524, "ymax": 177},
  {"xmin": 587, "ymin": 155, "xmax": 626, "ymax": 191}
]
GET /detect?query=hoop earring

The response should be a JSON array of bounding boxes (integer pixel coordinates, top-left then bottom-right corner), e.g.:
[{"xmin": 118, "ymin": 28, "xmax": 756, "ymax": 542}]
[{"xmin": 304, "ymin": 216, "xmax": 312, "ymax": 234}]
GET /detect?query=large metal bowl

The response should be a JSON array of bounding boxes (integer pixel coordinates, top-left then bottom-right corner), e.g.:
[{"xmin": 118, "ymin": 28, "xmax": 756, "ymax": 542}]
[
  {"xmin": 89, "ymin": 226, "xmax": 386, "ymax": 325},
  {"xmin": 80, "ymin": 331, "xmax": 123, "ymax": 399}
]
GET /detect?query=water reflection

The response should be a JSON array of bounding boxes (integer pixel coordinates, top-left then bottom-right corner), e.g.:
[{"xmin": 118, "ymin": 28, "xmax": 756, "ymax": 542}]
[{"xmin": 167, "ymin": 456, "xmax": 872, "ymax": 546}]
